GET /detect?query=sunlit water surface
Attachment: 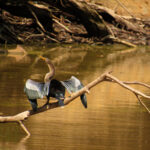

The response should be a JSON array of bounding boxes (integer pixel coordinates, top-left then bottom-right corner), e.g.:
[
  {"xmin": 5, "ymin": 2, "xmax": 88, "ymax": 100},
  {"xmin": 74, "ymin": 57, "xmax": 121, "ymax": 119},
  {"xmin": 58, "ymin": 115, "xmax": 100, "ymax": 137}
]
[{"xmin": 0, "ymin": 44, "xmax": 150, "ymax": 150}]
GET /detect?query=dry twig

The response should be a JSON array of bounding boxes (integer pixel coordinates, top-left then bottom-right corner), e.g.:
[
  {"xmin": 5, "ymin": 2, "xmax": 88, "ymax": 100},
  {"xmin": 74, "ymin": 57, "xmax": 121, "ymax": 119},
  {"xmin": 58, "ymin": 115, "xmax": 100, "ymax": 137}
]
[{"xmin": 53, "ymin": 18, "xmax": 72, "ymax": 33}]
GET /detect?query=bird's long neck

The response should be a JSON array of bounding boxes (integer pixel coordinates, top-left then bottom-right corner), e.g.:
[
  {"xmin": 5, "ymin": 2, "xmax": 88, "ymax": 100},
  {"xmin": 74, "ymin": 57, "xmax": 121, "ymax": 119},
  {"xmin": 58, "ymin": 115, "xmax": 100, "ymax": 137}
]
[{"xmin": 44, "ymin": 60, "xmax": 55, "ymax": 83}]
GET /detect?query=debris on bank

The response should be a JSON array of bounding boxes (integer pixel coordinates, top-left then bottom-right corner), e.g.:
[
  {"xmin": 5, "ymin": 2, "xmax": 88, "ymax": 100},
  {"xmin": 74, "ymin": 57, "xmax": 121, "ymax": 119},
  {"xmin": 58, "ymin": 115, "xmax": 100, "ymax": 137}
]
[{"xmin": 0, "ymin": 0, "xmax": 150, "ymax": 46}]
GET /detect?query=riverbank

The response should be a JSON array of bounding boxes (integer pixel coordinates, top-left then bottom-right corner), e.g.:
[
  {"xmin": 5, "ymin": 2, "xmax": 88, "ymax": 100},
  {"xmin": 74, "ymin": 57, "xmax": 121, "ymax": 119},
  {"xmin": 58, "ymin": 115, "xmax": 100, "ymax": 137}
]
[{"xmin": 0, "ymin": 0, "xmax": 150, "ymax": 46}]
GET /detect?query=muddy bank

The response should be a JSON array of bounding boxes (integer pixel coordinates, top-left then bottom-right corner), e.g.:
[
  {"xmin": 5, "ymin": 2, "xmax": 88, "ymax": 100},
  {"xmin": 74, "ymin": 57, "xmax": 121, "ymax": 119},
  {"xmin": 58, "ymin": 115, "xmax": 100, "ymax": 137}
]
[{"xmin": 0, "ymin": 0, "xmax": 150, "ymax": 46}]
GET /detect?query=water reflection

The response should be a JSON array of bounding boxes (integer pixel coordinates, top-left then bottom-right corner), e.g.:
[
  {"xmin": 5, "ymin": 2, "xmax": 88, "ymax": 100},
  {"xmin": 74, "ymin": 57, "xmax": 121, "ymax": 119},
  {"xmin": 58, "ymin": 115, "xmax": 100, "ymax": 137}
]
[
  {"xmin": 0, "ymin": 45, "xmax": 150, "ymax": 150},
  {"xmin": 0, "ymin": 133, "xmax": 29, "ymax": 150}
]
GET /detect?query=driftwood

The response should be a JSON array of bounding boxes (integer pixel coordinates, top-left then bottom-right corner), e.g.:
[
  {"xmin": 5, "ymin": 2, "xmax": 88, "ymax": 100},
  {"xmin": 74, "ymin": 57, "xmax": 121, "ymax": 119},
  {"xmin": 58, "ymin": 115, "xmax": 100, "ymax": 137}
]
[{"xmin": 1, "ymin": 71, "xmax": 150, "ymax": 136}]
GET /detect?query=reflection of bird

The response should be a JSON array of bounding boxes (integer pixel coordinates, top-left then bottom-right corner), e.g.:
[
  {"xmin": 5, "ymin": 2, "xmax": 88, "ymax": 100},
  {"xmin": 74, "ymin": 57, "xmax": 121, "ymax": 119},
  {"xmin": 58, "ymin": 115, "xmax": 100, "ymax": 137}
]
[{"xmin": 24, "ymin": 56, "xmax": 87, "ymax": 111}]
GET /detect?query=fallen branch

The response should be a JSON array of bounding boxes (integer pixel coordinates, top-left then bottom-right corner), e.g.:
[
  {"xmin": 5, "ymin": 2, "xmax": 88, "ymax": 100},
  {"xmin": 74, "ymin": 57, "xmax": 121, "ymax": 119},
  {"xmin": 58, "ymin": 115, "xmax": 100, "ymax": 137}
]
[
  {"xmin": 0, "ymin": 71, "xmax": 107, "ymax": 123},
  {"xmin": 53, "ymin": 18, "xmax": 72, "ymax": 33},
  {"xmin": 102, "ymin": 35, "xmax": 137, "ymax": 47},
  {"xmin": 25, "ymin": 33, "xmax": 44, "ymax": 40},
  {"xmin": 0, "ymin": 71, "xmax": 107, "ymax": 135},
  {"xmin": 1, "ymin": 71, "xmax": 150, "ymax": 135},
  {"xmin": 28, "ymin": 7, "xmax": 46, "ymax": 33}
]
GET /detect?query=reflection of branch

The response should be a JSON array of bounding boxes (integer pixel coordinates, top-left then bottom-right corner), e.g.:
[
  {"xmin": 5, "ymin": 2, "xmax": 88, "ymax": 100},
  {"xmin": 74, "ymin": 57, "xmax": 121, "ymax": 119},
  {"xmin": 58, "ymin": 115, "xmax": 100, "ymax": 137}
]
[
  {"xmin": 16, "ymin": 133, "xmax": 30, "ymax": 150},
  {"xmin": 7, "ymin": 45, "xmax": 27, "ymax": 62},
  {"xmin": 19, "ymin": 134, "xmax": 30, "ymax": 143},
  {"xmin": 1, "ymin": 72, "xmax": 150, "ymax": 135}
]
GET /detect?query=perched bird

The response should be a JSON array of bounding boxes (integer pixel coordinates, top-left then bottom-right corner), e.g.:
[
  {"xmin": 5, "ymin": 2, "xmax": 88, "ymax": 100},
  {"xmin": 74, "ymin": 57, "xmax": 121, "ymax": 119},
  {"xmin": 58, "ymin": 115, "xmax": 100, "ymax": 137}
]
[{"xmin": 24, "ymin": 56, "xmax": 87, "ymax": 111}]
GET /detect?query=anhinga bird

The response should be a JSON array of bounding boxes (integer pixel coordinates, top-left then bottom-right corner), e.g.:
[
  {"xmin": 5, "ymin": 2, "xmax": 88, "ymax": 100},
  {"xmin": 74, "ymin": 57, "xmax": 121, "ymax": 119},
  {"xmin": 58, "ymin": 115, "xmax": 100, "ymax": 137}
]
[{"xmin": 24, "ymin": 56, "xmax": 87, "ymax": 111}]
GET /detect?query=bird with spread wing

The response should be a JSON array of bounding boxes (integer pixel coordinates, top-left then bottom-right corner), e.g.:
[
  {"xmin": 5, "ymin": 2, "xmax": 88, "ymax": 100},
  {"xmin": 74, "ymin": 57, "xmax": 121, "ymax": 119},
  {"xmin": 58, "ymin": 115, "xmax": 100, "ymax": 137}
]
[{"xmin": 24, "ymin": 56, "xmax": 87, "ymax": 111}]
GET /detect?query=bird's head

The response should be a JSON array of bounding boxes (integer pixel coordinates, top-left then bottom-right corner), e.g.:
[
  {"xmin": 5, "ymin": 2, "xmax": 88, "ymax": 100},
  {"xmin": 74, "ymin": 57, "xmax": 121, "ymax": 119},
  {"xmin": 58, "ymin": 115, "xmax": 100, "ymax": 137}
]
[{"xmin": 39, "ymin": 56, "xmax": 50, "ymax": 63}]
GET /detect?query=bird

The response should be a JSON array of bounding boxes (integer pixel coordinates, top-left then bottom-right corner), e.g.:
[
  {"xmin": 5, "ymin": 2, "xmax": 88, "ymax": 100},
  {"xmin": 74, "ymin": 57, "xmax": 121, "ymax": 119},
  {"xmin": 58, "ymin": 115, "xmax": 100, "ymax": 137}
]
[{"xmin": 24, "ymin": 56, "xmax": 87, "ymax": 111}]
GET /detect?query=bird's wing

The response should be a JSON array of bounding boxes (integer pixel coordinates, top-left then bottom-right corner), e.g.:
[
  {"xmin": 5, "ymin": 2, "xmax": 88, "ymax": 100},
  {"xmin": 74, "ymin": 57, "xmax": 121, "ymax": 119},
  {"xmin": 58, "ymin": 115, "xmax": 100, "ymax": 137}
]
[
  {"xmin": 25, "ymin": 79, "xmax": 43, "ymax": 91},
  {"xmin": 61, "ymin": 76, "xmax": 87, "ymax": 108},
  {"xmin": 24, "ymin": 79, "xmax": 45, "ymax": 99},
  {"xmin": 61, "ymin": 76, "xmax": 81, "ymax": 93}
]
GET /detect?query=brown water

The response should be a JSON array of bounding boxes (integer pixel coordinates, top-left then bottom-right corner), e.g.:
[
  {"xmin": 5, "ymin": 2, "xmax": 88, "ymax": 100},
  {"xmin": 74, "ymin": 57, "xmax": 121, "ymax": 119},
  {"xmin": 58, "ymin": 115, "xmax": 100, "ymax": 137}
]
[{"xmin": 0, "ymin": 44, "xmax": 150, "ymax": 150}]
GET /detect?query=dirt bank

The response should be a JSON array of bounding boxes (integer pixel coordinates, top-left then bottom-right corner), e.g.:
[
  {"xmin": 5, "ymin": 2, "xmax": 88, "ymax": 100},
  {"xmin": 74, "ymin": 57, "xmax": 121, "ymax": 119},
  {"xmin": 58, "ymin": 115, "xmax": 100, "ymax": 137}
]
[
  {"xmin": 0, "ymin": 0, "xmax": 150, "ymax": 46},
  {"xmin": 91, "ymin": 0, "xmax": 150, "ymax": 19}
]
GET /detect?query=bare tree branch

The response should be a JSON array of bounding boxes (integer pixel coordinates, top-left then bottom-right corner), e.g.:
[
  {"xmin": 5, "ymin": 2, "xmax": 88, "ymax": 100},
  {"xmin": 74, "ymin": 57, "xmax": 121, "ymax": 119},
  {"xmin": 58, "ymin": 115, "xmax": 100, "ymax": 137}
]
[
  {"xmin": 18, "ymin": 121, "xmax": 31, "ymax": 136},
  {"xmin": 0, "ymin": 71, "xmax": 107, "ymax": 123},
  {"xmin": 1, "ymin": 71, "xmax": 150, "ymax": 135},
  {"xmin": 105, "ymin": 73, "xmax": 150, "ymax": 99},
  {"xmin": 123, "ymin": 81, "xmax": 150, "ymax": 89},
  {"xmin": 134, "ymin": 94, "xmax": 150, "ymax": 114}
]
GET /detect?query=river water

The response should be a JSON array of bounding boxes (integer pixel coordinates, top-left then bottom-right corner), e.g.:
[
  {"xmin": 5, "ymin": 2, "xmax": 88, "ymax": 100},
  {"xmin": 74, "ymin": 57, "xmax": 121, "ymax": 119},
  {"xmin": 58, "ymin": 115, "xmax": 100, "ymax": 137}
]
[{"xmin": 0, "ymin": 44, "xmax": 150, "ymax": 150}]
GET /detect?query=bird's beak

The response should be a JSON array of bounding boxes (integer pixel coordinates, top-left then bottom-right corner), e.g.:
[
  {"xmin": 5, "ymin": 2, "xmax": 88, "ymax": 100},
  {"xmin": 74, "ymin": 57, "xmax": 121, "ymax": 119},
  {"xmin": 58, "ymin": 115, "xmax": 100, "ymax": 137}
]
[{"xmin": 39, "ymin": 56, "xmax": 46, "ymax": 61}]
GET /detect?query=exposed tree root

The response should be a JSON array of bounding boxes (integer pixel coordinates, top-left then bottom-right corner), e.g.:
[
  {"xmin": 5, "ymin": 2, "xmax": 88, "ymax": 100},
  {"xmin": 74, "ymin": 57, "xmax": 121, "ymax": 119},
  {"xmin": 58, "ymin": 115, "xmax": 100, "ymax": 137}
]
[{"xmin": 0, "ymin": 0, "xmax": 149, "ymax": 45}]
